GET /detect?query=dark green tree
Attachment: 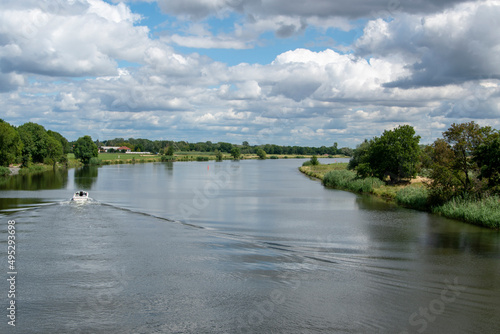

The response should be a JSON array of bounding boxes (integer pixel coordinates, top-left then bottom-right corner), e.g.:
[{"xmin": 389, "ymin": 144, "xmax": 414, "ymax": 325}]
[
  {"xmin": 256, "ymin": 148, "xmax": 267, "ymax": 159},
  {"xmin": 47, "ymin": 130, "xmax": 71, "ymax": 154},
  {"xmin": 74, "ymin": 135, "xmax": 98, "ymax": 164},
  {"xmin": 17, "ymin": 122, "xmax": 51, "ymax": 163},
  {"xmin": 166, "ymin": 145, "xmax": 175, "ymax": 156},
  {"xmin": 231, "ymin": 147, "xmax": 240, "ymax": 159},
  {"xmin": 443, "ymin": 122, "xmax": 492, "ymax": 192},
  {"xmin": 475, "ymin": 132, "xmax": 500, "ymax": 192},
  {"xmin": 45, "ymin": 136, "xmax": 64, "ymax": 169},
  {"xmin": 310, "ymin": 155, "xmax": 319, "ymax": 166},
  {"xmin": 0, "ymin": 120, "xmax": 23, "ymax": 166},
  {"xmin": 369, "ymin": 125, "xmax": 421, "ymax": 183}
]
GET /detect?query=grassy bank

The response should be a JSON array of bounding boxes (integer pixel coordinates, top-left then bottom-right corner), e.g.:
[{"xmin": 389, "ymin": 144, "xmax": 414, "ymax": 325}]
[{"xmin": 300, "ymin": 163, "xmax": 500, "ymax": 229}]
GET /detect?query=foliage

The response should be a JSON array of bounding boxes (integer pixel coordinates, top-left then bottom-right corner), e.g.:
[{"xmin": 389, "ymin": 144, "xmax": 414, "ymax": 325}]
[
  {"xmin": 18, "ymin": 122, "xmax": 52, "ymax": 163},
  {"xmin": 166, "ymin": 145, "xmax": 175, "ymax": 156},
  {"xmin": 395, "ymin": 186, "xmax": 429, "ymax": 211},
  {"xmin": 0, "ymin": 166, "xmax": 11, "ymax": 176},
  {"xmin": 442, "ymin": 121, "xmax": 492, "ymax": 192},
  {"xmin": 256, "ymin": 148, "xmax": 266, "ymax": 159},
  {"xmin": 348, "ymin": 125, "xmax": 421, "ymax": 183},
  {"xmin": 310, "ymin": 155, "xmax": 319, "ymax": 166},
  {"xmin": 322, "ymin": 169, "xmax": 384, "ymax": 193},
  {"xmin": 231, "ymin": 147, "xmax": 241, "ymax": 159},
  {"xmin": 302, "ymin": 161, "xmax": 312, "ymax": 166},
  {"xmin": 427, "ymin": 122, "xmax": 493, "ymax": 203},
  {"xmin": 0, "ymin": 120, "xmax": 23, "ymax": 166},
  {"xmin": 215, "ymin": 150, "xmax": 223, "ymax": 161},
  {"xmin": 433, "ymin": 196, "xmax": 500, "ymax": 229},
  {"xmin": 88, "ymin": 157, "xmax": 103, "ymax": 165},
  {"xmin": 47, "ymin": 130, "xmax": 71, "ymax": 154},
  {"xmin": 73, "ymin": 135, "xmax": 98, "ymax": 164},
  {"xmin": 475, "ymin": 132, "xmax": 500, "ymax": 192}
]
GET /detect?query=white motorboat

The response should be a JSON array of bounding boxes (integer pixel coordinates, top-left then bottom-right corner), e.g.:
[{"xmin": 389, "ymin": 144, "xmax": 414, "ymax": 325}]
[{"xmin": 72, "ymin": 190, "xmax": 89, "ymax": 202}]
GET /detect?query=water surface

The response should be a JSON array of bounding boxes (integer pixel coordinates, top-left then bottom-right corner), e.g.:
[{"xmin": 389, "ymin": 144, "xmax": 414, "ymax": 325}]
[{"xmin": 1, "ymin": 159, "xmax": 499, "ymax": 333}]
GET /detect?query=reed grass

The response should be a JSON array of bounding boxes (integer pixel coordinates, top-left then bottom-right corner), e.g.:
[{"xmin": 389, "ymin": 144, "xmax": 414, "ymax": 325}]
[
  {"xmin": 395, "ymin": 185, "xmax": 430, "ymax": 210},
  {"xmin": 433, "ymin": 196, "xmax": 500, "ymax": 228}
]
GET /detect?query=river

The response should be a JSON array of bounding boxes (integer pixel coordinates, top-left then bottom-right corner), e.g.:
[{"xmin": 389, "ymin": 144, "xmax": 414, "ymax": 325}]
[{"xmin": 1, "ymin": 159, "xmax": 499, "ymax": 333}]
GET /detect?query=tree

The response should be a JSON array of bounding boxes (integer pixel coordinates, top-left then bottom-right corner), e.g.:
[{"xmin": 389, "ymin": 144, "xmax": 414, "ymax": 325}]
[
  {"xmin": 443, "ymin": 122, "xmax": 492, "ymax": 192},
  {"xmin": 368, "ymin": 125, "xmax": 421, "ymax": 183},
  {"xmin": 45, "ymin": 136, "xmax": 63, "ymax": 169},
  {"xmin": 231, "ymin": 147, "xmax": 240, "ymax": 159},
  {"xmin": 215, "ymin": 150, "xmax": 223, "ymax": 161},
  {"xmin": 166, "ymin": 145, "xmax": 175, "ymax": 156},
  {"xmin": 73, "ymin": 135, "xmax": 98, "ymax": 164},
  {"xmin": 475, "ymin": 132, "xmax": 500, "ymax": 192},
  {"xmin": 47, "ymin": 130, "xmax": 70, "ymax": 154},
  {"xmin": 0, "ymin": 120, "xmax": 23, "ymax": 166},
  {"xmin": 17, "ymin": 122, "xmax": 51, "ymax": 163},
  {"xmin": 256, "ymin": 148, "xmax": 266, "ymax": 159},
  {"xmin": 310, "ymin": 155, "xmax": 319, "ymax": 166}
]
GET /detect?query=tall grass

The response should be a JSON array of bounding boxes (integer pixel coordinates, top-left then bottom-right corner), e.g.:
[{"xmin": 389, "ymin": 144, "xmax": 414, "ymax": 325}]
[
  {"xmin": 433, "ymin": 196, "xmax": 500, "ymax": 229},
  {"xmin": 395, "ymin": 186, "xmax": 430, "ymax": 211},
  {"xmin": 322, "ymin": 170, "xmax": 384, "ymax": 193}
]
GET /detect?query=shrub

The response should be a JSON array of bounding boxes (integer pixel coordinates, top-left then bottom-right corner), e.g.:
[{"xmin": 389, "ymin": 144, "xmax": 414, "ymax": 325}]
[
  {"xmin": 88, "ymin": 157, "xmax": 102, "ymax": 165},
  {"xmin": 196, "ymin": 156, "xmax": 209, "ymax": 161},
  {"xmin": 396, "ymin": 186, "xmax": 430, "ymax": 210},
  {"xmin": 0, "ymin": 166, "xmax": 11, "ymax": 177},
  {"xmin": 302, "ymin": 161, "xmax": 312, "ymax": 166},
  {"xmin": 322, "ymin": 170, "xmax": 383, "ymax": 193},
  {"xmin": 270, "ymin": 156, "xmax": 279, "ymax": 159}
]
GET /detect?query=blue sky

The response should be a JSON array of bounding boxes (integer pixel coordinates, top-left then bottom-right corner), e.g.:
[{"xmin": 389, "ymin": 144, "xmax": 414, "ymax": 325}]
[{"xmin": 1, "ymin": 0, "xmax": 499, "ymax": 147}]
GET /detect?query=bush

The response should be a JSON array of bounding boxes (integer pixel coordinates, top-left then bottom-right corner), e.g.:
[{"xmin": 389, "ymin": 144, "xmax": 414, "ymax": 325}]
[
  {"xmin": 196, "ymin": 156, "xmax": 209, "ymax": 161},
  {"xmin": 88, "ymin": 157, "xmax": 102, "ymax": 165},
  {"xmin": 0, "ymin": 166, "xmax": 11, "ymax": 177},
  {"xmin": 302, "ymin": 161, "xmax": 312, "ymax": 166},
  {"xmin": 433, "ymin": 196, "xmax": 500, "ymax": 229},
  {"xmin": 322, "ymin": 170, "xmax": 383, "ymax": 193},
  {"xmin": 396, "ymin": 186, "xmax": 430, "ymax": 210},
  {"xmin": 270, "ymin": 156, "xmax": 279, "ymax": 159}
]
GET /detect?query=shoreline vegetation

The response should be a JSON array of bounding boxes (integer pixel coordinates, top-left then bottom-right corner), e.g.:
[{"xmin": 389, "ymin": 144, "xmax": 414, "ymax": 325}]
[
  {"xmin": 300, "ymin": 162, "xmax": 500, "ymax": 229},
  {"xmin": 2, "ymin": 152, "xmax": 348, "ymax": 177}
]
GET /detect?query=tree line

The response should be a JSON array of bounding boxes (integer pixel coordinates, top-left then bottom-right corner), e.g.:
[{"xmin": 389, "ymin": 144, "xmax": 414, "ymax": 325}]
[
  {"xmin": 0, "ymin": 120, "xmax": 70, "ymax": 168},
  {"xmin": 1, "ymin": 119, "xmax": 352, "ymax": 168},
  {"xmin": 101, "ymin": 138, "xmax": 352, "ymax": 157},
  {"xmin": 347, "ymin": 122, "xmax": 500, "ymax": 201}
]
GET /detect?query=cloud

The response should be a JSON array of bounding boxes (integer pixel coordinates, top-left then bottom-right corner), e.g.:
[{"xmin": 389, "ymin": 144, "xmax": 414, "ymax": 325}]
[
  {"xmin": 156, "ymin": 0, "xmax": 471, "ymax": 19},
  {"xmin": 1, "ymin": 0, "xmax": 500, "ymax": 147},
  {"xmin": 355, "ymin": 1, "xmax": 500, "ymax": 88}
]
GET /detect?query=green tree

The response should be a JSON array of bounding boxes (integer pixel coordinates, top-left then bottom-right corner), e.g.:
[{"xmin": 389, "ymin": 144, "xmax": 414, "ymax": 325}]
[
  {"xmin": 166, "ymin": 145, "xmax": 175, "ymax": 156},
  {"xmin": 428, "ymin": 138, "xmax": 461, "ymax": 203},
  {"xmin": 215, "ymin": 150, "xmax": 223, "ymax": 161},
  {"xmin": 45, "ymin": 136, "xmax": 63, "ymax": 169},
  {"xmin": 74, "ymin": 135, "xmax": 98, "ymax": 164},
  {"xmin": 0, "ymin": 120, "xmax": 23, "ymax": 166},
  {"xmin": 443, "ymin": 122, "xmax": 492, "ymax": 192},
  {"xmin": 475, "ymin": 132, "xmax": 500, "ymax": 192},
  {"xmin": 17, "ymin": 122, "xmax": 51, "ymax": 163},
  {"xmin": 348, "ymin": 139, "xmax": 372, "ymax": 176},
  {"xmin": 47, "ymin": 130, "xmax": 71, "ymax": 154},
  {"xmin": 231, "ymin": 147, "xmax": 240, "ymax": 159},
  {"xmin": 310, "ymin": 155, "xmax": 319, "ymax": 166},
  {"xmin": 369, "ymin": 125, "xmax": 421, "ymax": 183},
  {"xmin": 257, "ymin": 148, "xmax": 267, "ymax": 159}
]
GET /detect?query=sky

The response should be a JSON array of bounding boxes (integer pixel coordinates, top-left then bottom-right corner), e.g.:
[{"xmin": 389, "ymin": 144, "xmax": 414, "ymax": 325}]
[{"xmin": 1, "ymin": 0, "xmax": 499, "ymax": 147}]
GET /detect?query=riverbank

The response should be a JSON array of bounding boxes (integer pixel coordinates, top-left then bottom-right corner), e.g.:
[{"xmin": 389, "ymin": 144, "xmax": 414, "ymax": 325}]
[{"xmin": 300, "ymin": 163, "xmax": 500, "ymax": 229}]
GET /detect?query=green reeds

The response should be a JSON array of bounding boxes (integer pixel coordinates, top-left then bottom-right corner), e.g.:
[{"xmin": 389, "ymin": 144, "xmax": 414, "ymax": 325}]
[{"xmin": 433, "ymin": 196, "xmax": 500, "ymax": 228}]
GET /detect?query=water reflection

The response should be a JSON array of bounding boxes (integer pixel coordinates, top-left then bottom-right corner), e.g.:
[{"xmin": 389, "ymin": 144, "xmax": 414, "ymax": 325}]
[
  {"xmin": 0, "ymin": 168, "xmax": 68, "ymax": 190},
  {"xmin": 75, "ymin": 166, "xmax": 99, "ymax": 189}
]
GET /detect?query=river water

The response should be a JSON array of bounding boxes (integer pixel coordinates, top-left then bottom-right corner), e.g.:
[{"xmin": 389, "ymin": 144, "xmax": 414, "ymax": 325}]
[{"xmin": 0, "ymin": 159, "xmax": 499, "ymax": 333}]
